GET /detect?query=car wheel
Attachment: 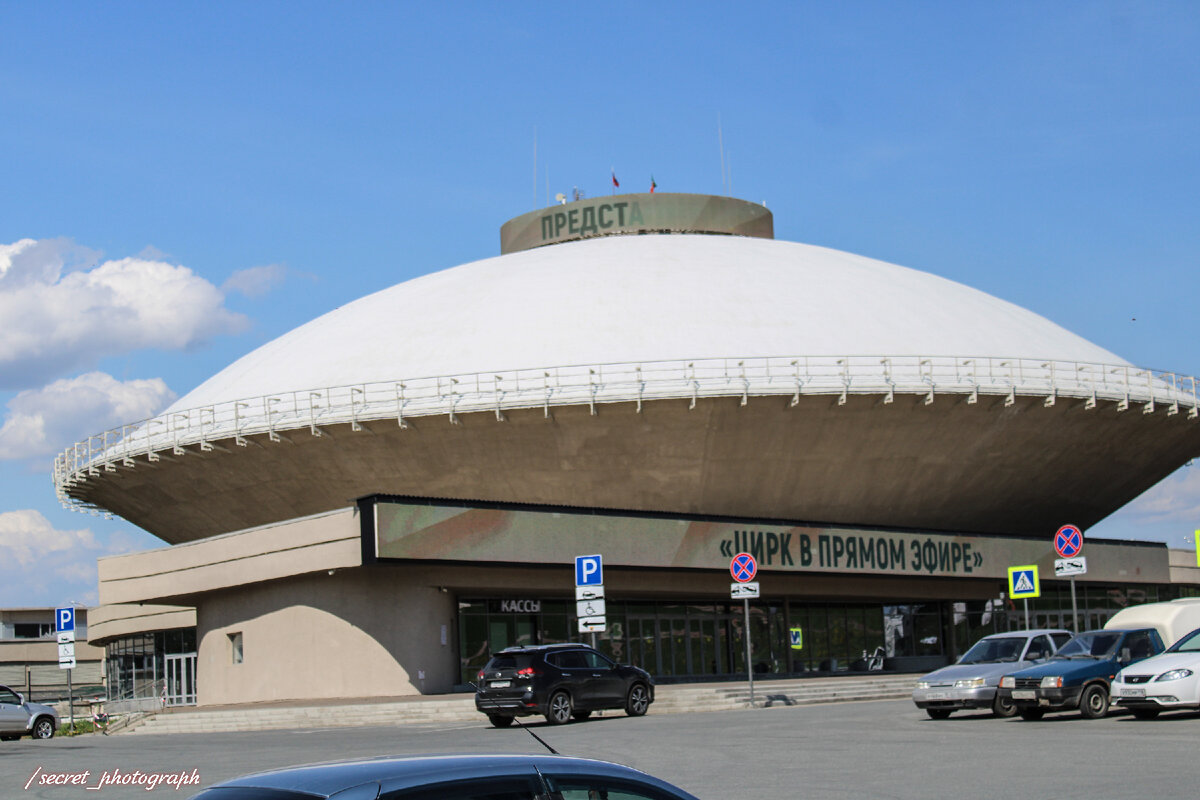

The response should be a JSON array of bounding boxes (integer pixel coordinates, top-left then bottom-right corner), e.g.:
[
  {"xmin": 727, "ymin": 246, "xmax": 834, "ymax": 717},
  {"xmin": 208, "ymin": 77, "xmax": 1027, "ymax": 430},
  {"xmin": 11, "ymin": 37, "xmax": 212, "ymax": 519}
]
[
  {"xmin": 545, "ymin": 691, "xmax": 572, "ymax": 725},
  {"xmin": 1018, "ymin": 708, "xmax": 1045, "ymax": 721},
  {"xmin": 31, "ymin": 717, "xmax": 55, "ymax": 739},
  {"xmin": 625, "ymin": 683, "xmax": 650, "ymax": 717},
  {"xmin": 992, "ymin": 694, "xmax": 1018, "ymax": 718},
  {"xmin": 925, "ymin": 708, "xmax": 952, "ymax": 720},
  {"xmin": 1131, "ymin": 708, "xmax": 1160, "ymax": 720},
  {"xmin": 571, "ymin": 710, "xmax": 592, "ymax": 721},
  {"xmin": 1079, "ymin": 684, "xmax": 1109, "ymax": 719},
  {"xmin": 487, "ymin": 714, "xmax": 514, "ymax": 728}
]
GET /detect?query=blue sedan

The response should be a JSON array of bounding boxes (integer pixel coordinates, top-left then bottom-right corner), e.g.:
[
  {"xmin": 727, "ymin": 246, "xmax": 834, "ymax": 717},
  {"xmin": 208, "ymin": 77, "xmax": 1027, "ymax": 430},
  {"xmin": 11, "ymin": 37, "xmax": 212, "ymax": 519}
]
[{"xmin": 189, "ymin": 753, "xmax": 701, "ymax": 800}]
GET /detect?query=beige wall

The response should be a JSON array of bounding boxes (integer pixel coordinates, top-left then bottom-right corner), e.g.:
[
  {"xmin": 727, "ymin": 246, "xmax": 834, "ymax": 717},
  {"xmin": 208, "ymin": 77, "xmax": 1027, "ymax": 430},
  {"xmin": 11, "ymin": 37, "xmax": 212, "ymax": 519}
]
[
  {"xmin": 191, "ymin": 557, "xmax": 1000, "ymax": 707},
  {"xmin": 1169, "ymin": 548, "xmax": 1200, "ymax": 588},
  {"xmin": 98, "ymin": 508, "xmax": 361, "ymax": 607},
  {"xmin": 87, "ymin": 604, "xmax": 197, "ymax": 646},
  {"xmin": 197, "ymin": 567, "xmax": 457, "ymax": 705}
]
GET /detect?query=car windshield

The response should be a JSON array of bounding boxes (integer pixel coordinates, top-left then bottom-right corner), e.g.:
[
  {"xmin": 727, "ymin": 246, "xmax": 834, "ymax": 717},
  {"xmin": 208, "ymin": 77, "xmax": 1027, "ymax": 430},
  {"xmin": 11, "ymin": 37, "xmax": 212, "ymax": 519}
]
[
  {"xmin": 1053, "ymin": 631, "xmax": 1121, "ymax": 659},
  {"xmin": 959, "ymin": 637, "xmax": 1025, "ymax": 663},
  {"xmin": 1168, "ymin": 628, "xmax": 1200, "ymax": 653}
]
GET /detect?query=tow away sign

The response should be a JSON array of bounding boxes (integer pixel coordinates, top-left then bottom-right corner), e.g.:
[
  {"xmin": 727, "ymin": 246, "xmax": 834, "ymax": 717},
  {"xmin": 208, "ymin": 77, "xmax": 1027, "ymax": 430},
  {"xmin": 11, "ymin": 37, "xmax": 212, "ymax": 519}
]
[
  {"xmin": 1054, "ymin": 557, "xmax": 1088, "ymax": 577},
  {"xmin": 730, "ymin": 582, "xmax": 760, "ymax": 599}
]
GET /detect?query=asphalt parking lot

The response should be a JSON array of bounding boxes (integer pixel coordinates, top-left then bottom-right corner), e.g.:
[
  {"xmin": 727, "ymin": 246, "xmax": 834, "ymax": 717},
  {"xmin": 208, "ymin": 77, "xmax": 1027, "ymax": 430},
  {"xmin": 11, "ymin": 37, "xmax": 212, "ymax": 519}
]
[{"xmin": 3, "ymin": 698, "xmax": 1197, "ymax": 799}]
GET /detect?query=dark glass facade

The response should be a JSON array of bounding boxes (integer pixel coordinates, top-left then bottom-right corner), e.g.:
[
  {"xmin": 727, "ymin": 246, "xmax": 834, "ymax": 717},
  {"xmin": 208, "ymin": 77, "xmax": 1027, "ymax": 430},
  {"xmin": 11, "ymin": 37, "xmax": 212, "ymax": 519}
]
[
  {"xmin": 105, "ymin": 628, "xmax": 196, "ymax": 701},
  {"xmin": 458, "ymin": 583, "xmax": 1169, "ymax": 686}
]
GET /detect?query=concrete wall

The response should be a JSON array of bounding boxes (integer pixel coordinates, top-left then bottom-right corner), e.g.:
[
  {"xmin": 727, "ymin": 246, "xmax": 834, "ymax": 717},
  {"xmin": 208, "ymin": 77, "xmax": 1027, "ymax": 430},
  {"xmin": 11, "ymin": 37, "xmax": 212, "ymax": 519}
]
[
  {"xmin": 196, "ymin": 567, "xmax": 457, "ymax": 705},
  {"xmin": 190, "ymin": 557, "xmax": 999, "ymax": 706},
  {"xmin": 71, "ymin": 393, "xmax": 1200, "ymax": 544},
  {"xmin": 1169, "ymin": 548, "xmax": 1200, "ymax": 587},
  {"xmin": 97, "ymin": 508, "xmax": 361, "ymax": 607},
  {"xmin": 87, "ymin": 604, "xmax": 197, "ymax": 646}
]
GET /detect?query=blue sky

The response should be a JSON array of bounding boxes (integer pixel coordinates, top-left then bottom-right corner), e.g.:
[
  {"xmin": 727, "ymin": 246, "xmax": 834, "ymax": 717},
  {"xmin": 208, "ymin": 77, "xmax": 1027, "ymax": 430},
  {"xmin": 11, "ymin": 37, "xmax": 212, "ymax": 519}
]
[{"xmin": 1, "ymin": 2, "xmax": 1198, "ymax": 606}]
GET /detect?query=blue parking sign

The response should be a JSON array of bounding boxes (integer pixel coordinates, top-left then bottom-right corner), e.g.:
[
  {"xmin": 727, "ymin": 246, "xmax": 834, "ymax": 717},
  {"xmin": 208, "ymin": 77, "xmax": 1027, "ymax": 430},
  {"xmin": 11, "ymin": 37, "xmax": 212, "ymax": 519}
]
[
  {"xmin": 56, "ymin": 607, "xmax": 75, "ymax": 633},
  {"xmin": 575, "ymin": 554, "xmax": 603, "ymax": 586}
]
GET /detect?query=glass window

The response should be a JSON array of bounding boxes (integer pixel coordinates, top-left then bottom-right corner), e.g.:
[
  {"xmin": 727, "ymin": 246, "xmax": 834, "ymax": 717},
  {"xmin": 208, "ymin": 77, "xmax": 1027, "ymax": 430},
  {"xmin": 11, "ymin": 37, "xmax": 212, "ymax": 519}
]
[
  {"xmin": 1124, "ymin": 631, "xmax": 1155, "ymax": 660},
  {"xmin": 229, "ymin": 632, "xmax": 243, "ymax": 664},
  {"xmin": 382, "ymin": 776, "xmax": 540, "ymax": 800},
  {"xmin": 583, "ymin": 651, "xmax": 614, "ymax": 670},
  {"xmin": 0, "ymin": 687, "xmax": 20, "ymax": 704},
  {"xmin": 13, "ymin": 622, "xmax": 52, "ymax": 638},
  {"xmin": 1051, "ymin": 632, "xmax": 1072, "ymax": 650},
  {"xmin": 1024, "ymin": 636, "xmax": 1053, "ymax": 661},
  {"xmin": 558, "ymin": 651, "xmax": 588, "ymax": 669},
  {"xmin": 1169, "ymin": 629, "xmax": 1200, "ymax": 653},
  {"xmin": 546, "ymin": 776, "xmax": 682, "ymax": 800}
]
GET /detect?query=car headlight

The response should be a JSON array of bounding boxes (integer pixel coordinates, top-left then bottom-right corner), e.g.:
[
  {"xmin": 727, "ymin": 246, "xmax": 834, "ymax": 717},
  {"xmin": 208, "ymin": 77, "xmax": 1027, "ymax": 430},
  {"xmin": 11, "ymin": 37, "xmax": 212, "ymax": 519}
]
[
  {"xmin": 1156, "ymin": 669, "xmax": 1194, "ymax": 682},
  {"xmin": 954, "ymin": 678, "xmax": 986, "ymax": 688},
  {"xmin": 999, "ymin": 676, "xmax": 1015, "ymax": 688},
  {"xmin": 1040, "ymin": 676, "xmax": 1062, "ymax": 689},
  {"xmin": 915, "ymin": 681, "xmax": 930, "ymax": 689}
]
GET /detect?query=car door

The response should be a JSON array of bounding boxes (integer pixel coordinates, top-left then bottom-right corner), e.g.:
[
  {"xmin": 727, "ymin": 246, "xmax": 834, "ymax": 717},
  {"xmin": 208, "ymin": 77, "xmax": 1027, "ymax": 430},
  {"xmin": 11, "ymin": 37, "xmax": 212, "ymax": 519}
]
[
  {"xmin": 552, "ymin": 650, "xmax": 593, "ymax": 708},
  {"xmin": 0, "ymin": 686, "xmax": 28, "ymax": 734},
  {"xmin": 1022, "ymin": 635, "xmax": 1054, "ymax": 664},
  {"xmin": 582, "ymin": 650, "xmax": 626, "ymax": 707}
]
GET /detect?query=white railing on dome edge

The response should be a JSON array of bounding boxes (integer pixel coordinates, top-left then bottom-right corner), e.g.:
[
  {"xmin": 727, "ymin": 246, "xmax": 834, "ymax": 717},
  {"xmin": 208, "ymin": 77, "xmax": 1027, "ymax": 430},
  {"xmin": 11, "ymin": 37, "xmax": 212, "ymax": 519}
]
[{"xmin": 53, "ymin": 354, "xmax": 1200, "ymax": 512}]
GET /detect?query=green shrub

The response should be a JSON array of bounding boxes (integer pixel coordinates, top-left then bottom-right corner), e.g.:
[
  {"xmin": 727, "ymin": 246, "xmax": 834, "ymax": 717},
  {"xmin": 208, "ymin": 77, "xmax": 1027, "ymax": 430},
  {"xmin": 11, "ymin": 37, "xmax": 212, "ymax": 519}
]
[{"xmin": 58, "ymin": 719, "xmax": 97, "ymax": 736}]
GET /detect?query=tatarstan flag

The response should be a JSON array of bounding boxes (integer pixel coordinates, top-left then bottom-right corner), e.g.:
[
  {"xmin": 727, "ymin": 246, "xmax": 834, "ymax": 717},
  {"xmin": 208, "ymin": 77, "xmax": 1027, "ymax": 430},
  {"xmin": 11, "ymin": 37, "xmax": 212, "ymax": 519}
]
[
  {"xmin": 650, "ymin": 176, "xmax": 656, "ymax": 193},
  {"xmin": 612, "ymin": 171, "xmax": 619, "ymax": 188}
]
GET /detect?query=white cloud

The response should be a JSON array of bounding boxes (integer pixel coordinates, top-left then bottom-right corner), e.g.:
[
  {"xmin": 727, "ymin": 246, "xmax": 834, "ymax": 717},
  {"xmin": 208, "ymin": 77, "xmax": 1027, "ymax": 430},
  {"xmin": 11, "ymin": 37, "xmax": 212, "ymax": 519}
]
[
  {"xmin": 0, "ymin": 509, "xmax": 98, "ymax": 568},
  {"xmin": 1113, "ymin": 462, "xmax": 1200, "ymax": 524},
  {"xmin": 0, "ymin": 238, "xmax": 249, "ymax": 390},
  {"xmin": 0, "ymin": 372, "xmax": 176, "ymax": 462},
  {"xmin": 0, "ymin": 510, "xmax": 146, "ymax": 606},
  {"xmin": 222, "ymin": 263, "xmax": 287, "ymax": 297},
  {"xmin": 0, "ymin": 237, "xmax": 100, "ymax": 288}
]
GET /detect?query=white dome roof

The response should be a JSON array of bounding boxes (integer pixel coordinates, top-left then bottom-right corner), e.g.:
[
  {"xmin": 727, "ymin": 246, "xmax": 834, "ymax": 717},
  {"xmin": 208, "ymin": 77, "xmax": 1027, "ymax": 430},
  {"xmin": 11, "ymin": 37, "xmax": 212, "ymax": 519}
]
[{"xmin": 170, "ymin": 235, "xmax": 1125, "ymax": 411}]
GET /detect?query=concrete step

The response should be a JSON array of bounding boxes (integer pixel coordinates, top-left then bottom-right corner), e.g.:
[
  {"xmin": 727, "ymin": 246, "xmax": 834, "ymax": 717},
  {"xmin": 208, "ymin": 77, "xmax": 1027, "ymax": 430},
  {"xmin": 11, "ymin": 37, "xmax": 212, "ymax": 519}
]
[{"xmin": 126, "ymin": 674, "xmax": 919, "ymax": 735}]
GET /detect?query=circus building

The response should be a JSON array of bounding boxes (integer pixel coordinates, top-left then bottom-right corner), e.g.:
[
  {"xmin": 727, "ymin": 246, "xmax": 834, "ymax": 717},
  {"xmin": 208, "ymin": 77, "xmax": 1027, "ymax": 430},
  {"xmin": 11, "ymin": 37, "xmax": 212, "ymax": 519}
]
[{"xmin": 54, "ymin": 193, "xmax": 1200, "ymax": 707}]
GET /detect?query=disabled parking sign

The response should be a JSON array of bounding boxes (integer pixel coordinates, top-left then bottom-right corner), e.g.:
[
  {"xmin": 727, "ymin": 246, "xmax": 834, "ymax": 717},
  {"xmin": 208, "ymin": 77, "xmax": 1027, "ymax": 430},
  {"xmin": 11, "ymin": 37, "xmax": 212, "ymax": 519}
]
[{"xmin": 1008, "ymin": 565, "xmax": 1040, "ymax": 599}]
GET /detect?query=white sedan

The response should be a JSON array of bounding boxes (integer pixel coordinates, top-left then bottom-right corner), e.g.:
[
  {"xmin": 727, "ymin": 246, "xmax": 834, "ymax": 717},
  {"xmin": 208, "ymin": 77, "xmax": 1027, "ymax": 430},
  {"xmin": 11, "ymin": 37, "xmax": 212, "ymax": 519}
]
[{"xmin": 1112, "ymin": 625, "xmax": 1200, "ymax": 719}]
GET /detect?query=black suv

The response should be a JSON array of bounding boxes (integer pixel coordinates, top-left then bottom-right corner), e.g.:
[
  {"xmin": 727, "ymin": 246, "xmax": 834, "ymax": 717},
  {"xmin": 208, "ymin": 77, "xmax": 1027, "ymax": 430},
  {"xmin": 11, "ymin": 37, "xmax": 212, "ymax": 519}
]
[{"xmin": 474, "ymin": 644, "xmax": 654, "ymax": 727}]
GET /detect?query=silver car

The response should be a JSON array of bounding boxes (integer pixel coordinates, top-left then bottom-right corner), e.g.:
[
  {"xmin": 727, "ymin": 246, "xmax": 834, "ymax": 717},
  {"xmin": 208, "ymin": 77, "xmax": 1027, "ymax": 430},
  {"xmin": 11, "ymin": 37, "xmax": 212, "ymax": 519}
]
[
  {"xmin": 913, "ymin": 629, "xmax": 1071, "ymax": 719},
  {"xmin": 0, "ymin": 684, "xmax": 59, "ymax": 740}
]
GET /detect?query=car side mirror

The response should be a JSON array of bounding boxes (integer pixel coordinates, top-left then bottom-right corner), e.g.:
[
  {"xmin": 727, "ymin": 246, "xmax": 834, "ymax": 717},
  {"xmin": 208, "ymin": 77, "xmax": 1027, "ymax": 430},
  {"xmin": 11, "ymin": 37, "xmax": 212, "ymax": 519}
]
[{"xmin": 1120, "ymin": 647, "xmax": 1132, "ymax": 663}]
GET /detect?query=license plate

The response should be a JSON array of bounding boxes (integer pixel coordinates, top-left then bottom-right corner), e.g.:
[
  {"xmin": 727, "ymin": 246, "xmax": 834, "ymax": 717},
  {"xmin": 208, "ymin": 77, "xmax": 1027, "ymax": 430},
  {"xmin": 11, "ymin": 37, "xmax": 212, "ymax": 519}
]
[
  {"xmin": 490, "ymin": 680, "xmax": 511, "ymax": 688},
  {"xmin": 1012, "ymin": 690, "xmax": 1036, "ymax": 700},
  {"xmin": 1120, "ymin": 687, "xmax": 1145, "ymax": 698},
  {"xmin": 925, "ymin": 691, "xmax": 949, "ymax": 700}
]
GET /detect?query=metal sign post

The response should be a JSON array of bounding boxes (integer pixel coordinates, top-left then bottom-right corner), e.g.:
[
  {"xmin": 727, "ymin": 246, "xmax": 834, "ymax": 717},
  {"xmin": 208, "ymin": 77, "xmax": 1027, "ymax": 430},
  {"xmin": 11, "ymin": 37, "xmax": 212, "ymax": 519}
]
[
  {"xmin": 1054, "ymin": 525, "xmax": 1085, "ymax": 633},
  {"xmin": 1070, "ymin": 578, "xmax": 1078, "ymax": 632},
  {"xmin": 56, "ymin": 607, "xmax": 76, "ymax": 728},
  {"xmin": 743, "ymin": 598, "xmax": 753, "ymax": 703},
  {"xmin": 729, "ymin": 553, "xmax": 758, "ymax": 706}
]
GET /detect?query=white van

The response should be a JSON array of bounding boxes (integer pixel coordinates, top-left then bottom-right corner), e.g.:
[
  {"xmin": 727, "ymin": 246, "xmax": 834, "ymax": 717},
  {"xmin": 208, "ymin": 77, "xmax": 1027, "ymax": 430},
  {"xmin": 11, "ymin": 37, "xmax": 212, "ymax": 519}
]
[{"xmin": 1104, "ymin": 598, "xmax": 1200, "ymax": 646}]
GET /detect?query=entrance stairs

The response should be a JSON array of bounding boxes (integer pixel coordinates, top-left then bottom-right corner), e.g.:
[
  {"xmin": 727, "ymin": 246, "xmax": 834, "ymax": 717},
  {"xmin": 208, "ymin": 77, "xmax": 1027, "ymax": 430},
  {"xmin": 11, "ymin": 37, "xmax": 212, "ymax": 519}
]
[{"xmin": 125, "ymin": 674, "xmax": 917, "ymax": 736}]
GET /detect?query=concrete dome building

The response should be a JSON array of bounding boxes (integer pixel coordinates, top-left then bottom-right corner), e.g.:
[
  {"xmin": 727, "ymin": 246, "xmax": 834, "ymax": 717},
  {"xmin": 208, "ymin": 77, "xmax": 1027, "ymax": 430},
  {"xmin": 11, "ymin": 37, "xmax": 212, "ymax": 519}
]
[{"xmin": 57, "ymin": 194, "xmax": 1200, "ymax": 707}]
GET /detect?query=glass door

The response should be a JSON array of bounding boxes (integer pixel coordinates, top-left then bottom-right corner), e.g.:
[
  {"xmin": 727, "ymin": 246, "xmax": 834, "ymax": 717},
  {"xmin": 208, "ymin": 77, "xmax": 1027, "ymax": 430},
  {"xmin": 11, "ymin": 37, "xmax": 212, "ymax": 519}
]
[{"xmin": 164, "ymin": 653, "xmax": 197, "ymax": 706}]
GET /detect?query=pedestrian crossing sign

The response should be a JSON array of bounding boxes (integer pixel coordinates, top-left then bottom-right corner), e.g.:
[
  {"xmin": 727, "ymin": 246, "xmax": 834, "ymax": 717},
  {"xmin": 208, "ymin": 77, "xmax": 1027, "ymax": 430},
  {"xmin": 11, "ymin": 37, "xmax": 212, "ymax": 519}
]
[
  {"xmin": 789, "ymin": 627, "xmax": 803, "ymax": 650},
  {"xmin": 1008, "ymin": 565, "xmax": 1040, "ymax": 599}
]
